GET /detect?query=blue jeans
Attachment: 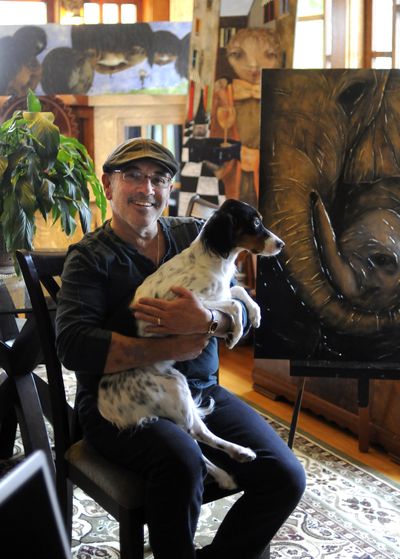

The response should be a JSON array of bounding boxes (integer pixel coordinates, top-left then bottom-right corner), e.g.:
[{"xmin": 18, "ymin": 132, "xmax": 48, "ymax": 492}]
[{"xmin": 83, "ymin": 384, "xmax": 306, "ymax": 559}]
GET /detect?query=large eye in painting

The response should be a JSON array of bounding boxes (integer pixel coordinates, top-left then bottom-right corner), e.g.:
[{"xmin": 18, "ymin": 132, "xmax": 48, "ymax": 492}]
[{"xmin": 368, "ymin": 253, "xmax": 398, "ymax": 273}]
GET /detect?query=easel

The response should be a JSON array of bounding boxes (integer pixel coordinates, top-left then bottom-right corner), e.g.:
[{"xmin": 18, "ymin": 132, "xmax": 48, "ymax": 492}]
[{"xmin": 286, "ymin": 360, "xmax": 400, "ymax": 451}]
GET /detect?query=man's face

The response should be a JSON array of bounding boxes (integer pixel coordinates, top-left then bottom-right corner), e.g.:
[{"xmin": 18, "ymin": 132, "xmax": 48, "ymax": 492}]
[{"xmin": 103, "ymin": 158, "xmax": 173, "ymax": 235}]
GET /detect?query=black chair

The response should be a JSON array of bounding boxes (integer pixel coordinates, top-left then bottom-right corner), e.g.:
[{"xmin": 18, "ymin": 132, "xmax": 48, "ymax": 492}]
[{"xmin": 16, "ymin": 249, "xmax": 261, "ymax": 559}]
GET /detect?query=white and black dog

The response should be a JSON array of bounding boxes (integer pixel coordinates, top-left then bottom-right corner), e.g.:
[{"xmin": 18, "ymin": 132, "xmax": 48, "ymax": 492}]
[{"xmin": 98, "ymin": 199, "xmax": 284, "ymax": 489}]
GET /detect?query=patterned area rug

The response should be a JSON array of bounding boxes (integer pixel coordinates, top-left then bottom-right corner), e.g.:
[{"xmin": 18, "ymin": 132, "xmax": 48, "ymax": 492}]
[{"xmin": 1, "ymin": 367, "xmax": 399, "ymax": 559}]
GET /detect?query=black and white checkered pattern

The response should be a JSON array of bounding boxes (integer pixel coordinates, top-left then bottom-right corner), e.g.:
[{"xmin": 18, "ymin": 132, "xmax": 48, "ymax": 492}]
[{"xmin": 177, "ymin": 145, "xmax": 226, "ymax": 216}]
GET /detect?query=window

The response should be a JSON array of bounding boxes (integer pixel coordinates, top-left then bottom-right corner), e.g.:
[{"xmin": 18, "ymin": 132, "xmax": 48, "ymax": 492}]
[
  {"xmin": 293, "ymin": 0, "xmax": 332, "ymax": 69},
  {"xmin": 59, "ymin": 2, "xmax": 138, "ymax": 25},
  {"xmin": 366, "ymin": 0, "xmax": 399, "ymax": 68},
  {"xmin": 0, "ymin": 1, "xmax": 47, "ymax": 24}
]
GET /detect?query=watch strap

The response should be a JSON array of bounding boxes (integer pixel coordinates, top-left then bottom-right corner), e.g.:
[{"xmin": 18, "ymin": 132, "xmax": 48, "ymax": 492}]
[{"xmin": 206, "ymin": 309, "xmax": 219, "ymax": 335}]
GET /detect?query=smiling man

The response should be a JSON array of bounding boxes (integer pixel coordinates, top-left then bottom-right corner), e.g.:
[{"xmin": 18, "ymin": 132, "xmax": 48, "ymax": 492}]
[{"xmin": 55, "ymin": 137, "xmax": 305, "ymax": 559}]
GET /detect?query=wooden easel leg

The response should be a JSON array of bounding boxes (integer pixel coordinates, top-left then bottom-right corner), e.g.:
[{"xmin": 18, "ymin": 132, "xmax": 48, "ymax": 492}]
[{"xmin": 288, "ymin": 378, "xmax": 306, "ymax": 450}]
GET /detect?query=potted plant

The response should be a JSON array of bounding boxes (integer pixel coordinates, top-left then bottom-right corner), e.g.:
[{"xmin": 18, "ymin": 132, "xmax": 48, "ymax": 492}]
[{"xmin": 0, "ymin": 90, "xmax": 106, "ymax": 272}]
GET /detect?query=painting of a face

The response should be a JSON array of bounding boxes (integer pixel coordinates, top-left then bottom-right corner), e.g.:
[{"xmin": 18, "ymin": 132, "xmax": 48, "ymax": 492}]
[
  {"xmin": 92, "ymin": 46, "xmax": 147, "ymax": 74},
  {"xmin": 226, "ymin": 29, "xmax": 281, "ymax": 84}
]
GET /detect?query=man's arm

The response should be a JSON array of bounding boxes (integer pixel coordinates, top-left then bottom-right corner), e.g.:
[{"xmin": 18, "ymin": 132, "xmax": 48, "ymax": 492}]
[{"xmin": 104, "ymin": 331, "xmax": 210, "ymax": 374}]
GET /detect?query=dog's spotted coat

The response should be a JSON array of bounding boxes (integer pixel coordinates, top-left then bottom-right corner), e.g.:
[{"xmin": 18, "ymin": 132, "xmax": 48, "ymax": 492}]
[{"xmin": 98, "ymin": 199, "xmax": 284, "ymax": 489}]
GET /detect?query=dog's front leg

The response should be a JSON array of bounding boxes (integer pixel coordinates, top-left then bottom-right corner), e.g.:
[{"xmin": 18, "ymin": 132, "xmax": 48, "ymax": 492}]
[
  {"xmin": 230, "ymin": 285, "xmax": 261, "ymax": 328},
  {"xmin": 203, "ymin": 299, "xmax": 243, "ymax": 348}
]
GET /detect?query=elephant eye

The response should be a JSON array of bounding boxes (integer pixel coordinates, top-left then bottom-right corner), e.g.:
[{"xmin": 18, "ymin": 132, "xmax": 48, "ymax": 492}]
[
  {"xmin": 338, "ymin": 81, "xmax": 370, "ymax": 117},
  {"xmin": 368, "ymin": 253, "xmax": 397, "ymax": 270}
]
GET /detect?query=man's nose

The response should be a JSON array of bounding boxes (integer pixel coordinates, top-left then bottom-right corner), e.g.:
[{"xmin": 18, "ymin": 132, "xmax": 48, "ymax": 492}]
[{"xmin": 136, "ymin": 175, "xmax": 155, "ymax": 193}]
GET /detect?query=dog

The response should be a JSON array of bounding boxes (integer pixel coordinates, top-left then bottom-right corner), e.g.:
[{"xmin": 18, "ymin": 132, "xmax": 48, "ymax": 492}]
[{"xmin": 98, "ymin": 199, "xmax": 284, "ymax": 489}]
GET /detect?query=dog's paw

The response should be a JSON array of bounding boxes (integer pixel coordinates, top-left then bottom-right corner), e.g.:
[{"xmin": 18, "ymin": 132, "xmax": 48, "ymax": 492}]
[
  {"xmin": 225, "ymin": 330, "xmax": 242, "ymax": 349},
  {"xmin": 214, "ymin": 469, "xmax": 238, "ymax": 490},
  {"xmin": 248, "ymin": 303, "xmax": 261, "ymax": 328},
  {"xmin": 232, "ymin": 447, "xmax": 257, "ymax": 463}
]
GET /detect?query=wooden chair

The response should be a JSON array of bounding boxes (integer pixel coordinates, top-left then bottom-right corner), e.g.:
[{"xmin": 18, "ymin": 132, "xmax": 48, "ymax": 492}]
[
  {"xmin": 16, "ymin": 249, "xmax": 261, "ymax": 559},
  {"xmin": 185, "ymin": 193, "xmax": 219, "ymax": 219}
]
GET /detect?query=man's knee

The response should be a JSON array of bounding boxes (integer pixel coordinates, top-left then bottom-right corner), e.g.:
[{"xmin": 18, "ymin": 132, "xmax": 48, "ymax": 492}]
[{"xmin": 278, "ymin": 455, "xmax": 306, "ymax": 507}]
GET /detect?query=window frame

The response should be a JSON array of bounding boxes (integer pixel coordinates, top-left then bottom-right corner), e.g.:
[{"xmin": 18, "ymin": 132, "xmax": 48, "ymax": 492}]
[{"xmin": 364, "ymin": 0, "xmax": 398, "ymax": 68}]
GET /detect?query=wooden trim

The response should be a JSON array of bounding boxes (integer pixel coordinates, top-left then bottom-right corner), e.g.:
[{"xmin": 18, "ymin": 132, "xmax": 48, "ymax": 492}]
[
  {"xmin": 46, "ymin": 0, "xmax": 57, "ymax": 22},
  {"xmin": 141, "ymin": 0, "xmax": 169, "ymax": 21},
  {"xmin": 253, "ymin": 365, "xmax": 361, "ymax": 434},
  {"xmin": 363, "ymin": 0, "xmax": 373, "ymax": 67}
]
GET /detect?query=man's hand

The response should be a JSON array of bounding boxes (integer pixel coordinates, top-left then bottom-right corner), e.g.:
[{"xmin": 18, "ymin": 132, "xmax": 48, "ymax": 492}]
[
  {"xmin": 131, "ymin": 286, "xmax": 211, "ymax": 335},
  {"xmin": 169, "ymin": 333, "xmax": 210, "ymax": 362}
]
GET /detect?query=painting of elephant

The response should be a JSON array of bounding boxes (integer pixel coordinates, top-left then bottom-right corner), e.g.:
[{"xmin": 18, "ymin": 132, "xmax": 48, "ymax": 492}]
[{"xmin": 255, "ymin": 68, "xmax": 400, "ymax": 362}]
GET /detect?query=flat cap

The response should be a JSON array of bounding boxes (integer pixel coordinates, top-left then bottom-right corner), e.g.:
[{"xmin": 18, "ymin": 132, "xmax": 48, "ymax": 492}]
[{"xmin": 102, "ymin": 137, "xmax": 179, "ymax": 177}]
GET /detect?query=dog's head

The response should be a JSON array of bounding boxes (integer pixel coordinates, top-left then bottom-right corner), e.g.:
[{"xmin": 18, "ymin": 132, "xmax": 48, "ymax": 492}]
[{"xmin": 201, "ymin": 199, "xmax": 284, "ymax": 258}]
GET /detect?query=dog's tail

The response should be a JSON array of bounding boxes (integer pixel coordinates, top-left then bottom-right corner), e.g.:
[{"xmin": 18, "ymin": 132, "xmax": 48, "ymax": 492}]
[{"xmin": 194, "ymin": 393, "xmax": 215, "ymax": 419}]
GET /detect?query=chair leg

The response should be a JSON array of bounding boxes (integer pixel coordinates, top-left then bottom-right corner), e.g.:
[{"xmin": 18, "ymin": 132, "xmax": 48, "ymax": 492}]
[
  {"xmin": 119, "ymin": 507, "xmax": 145, "ymax": 559},
  {"xmin": 0, "ymin": 375, "xmax": 17, "ymax": 459},
  {"xmin": 57, "ymin": 474, "xmax": 74, "ymax": 541},
  {"xmin": 14, "ymin": 372, "xmax": 54, "ymax": 472}
]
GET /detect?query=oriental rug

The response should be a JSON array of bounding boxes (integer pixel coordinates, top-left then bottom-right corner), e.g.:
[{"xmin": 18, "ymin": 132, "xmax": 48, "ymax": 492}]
[{"xmin": 1, "ymin": 367, "xmax": 399, "ymax": 559}]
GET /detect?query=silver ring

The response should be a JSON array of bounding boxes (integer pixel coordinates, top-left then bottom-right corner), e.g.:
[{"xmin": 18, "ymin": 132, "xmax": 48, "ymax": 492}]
[{"xmin": 157, "ymin": 317, "xmax": 161, "ymax": 326}]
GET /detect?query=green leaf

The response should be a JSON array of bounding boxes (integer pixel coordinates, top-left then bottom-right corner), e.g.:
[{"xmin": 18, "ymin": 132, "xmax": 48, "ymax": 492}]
[
  {"xmin": 0, "ymin": 194, "xmax": 35, "ymax": 251},
  {"xmin": 14, "ymin": 177, "xmax": 37, "ymax": 215},
  {"xmin": 23, "ymin": 111, "xmax": 60, "ymax": 166},
  {"xmin": 27, "ymin": 89, "xmax": 42, "ymax": 113},
  {"xmin": 0, "ymin": 155, "xmax": 8, "ymax": 183},
  {"xmin": 36, "ymin": 178, "xmax": 56, "ymax": 217},
  {"xmin": 58, "ymin": 197, "xmax": 77, "ymax": 236},
  {"xmin": 79, "ymin": 204, "xmax": 91, "ymax": 233}
]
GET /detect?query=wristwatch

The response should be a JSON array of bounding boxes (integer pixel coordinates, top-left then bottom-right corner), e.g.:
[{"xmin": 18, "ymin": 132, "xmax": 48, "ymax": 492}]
[{"xmin": 207, "ymin": 309, "xmax": 219, "ymax": 335}]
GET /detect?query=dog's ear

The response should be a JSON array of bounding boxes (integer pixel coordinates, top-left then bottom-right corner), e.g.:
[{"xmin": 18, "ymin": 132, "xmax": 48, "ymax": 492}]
[{"xmin": 202, "ymin": 210, "xmax": 235, "ymax": 258}]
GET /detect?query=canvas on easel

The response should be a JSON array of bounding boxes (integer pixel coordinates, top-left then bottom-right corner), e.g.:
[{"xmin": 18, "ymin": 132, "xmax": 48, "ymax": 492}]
[
  {"xmin": 256, "ymin": 68, "xmax": 400, "ymax": 364},
  {"xmin": 177, "ymin": 0, "xmax": 298, "ymax": 216}
]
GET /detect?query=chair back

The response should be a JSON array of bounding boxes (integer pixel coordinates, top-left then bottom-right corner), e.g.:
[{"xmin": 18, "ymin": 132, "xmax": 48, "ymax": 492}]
[
  {"xmin": 185, "ymin": 194, "xmax": 219, "ymax": 219},
  {"xmin": 15, "ymin": 250, "xmax": 73, "ymax": 496}
]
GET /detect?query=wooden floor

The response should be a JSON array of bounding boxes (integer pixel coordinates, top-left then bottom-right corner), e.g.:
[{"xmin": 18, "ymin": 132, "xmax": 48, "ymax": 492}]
[{"xmin": 218, "ymin": 343, "xmax": 400, "ymax": 485}]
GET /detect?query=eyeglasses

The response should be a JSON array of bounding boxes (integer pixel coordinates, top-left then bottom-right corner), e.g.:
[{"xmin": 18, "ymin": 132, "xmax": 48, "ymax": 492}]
[{"xmin": 114, "ymin": 169, "xmax": 172, "ymax": 189}]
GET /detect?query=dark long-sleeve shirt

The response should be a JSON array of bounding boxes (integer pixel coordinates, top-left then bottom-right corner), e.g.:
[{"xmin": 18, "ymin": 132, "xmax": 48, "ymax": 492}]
[{"xmin": 56, "ymin": 216, "xmax": 248, "ymax": 420}]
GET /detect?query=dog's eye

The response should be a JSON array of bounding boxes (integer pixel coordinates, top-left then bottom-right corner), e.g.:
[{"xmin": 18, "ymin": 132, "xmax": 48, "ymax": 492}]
[{"xmin": 253, "ymin": 217, "xmax": 261, "ymax": 228}]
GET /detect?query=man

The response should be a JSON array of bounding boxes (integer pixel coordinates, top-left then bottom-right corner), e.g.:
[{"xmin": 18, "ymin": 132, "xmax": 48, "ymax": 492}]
[{"xmin": 56, "ymin": 138, "xmax": 305, "ymax": 559}]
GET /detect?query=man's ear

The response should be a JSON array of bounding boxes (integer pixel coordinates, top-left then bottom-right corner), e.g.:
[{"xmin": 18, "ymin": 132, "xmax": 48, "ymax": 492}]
[{"xmin": 102, "ymin": 173, "xmax": 112, "ymax": 200}]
